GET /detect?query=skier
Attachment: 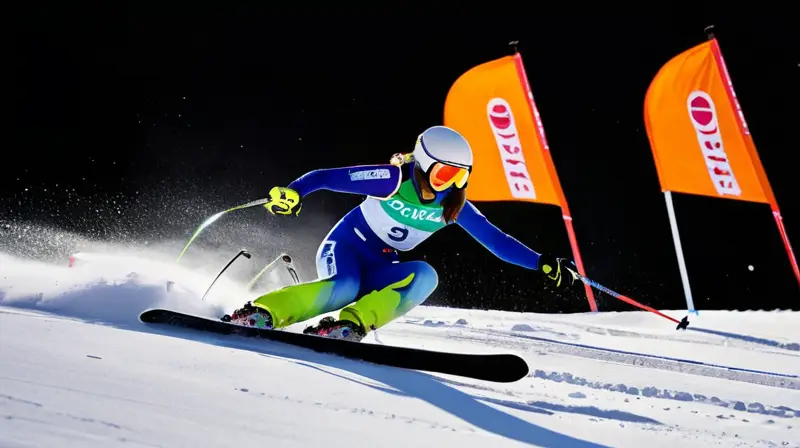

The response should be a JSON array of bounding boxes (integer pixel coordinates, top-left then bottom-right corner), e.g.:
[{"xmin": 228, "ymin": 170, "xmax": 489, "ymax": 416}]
[{"xmin": 224, "ymin": 125, "xmax": 577, "ymax": 340}]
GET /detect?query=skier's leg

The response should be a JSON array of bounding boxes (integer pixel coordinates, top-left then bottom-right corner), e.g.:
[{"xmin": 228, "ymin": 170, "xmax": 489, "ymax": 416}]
[
  {"xmin": 337, "ymin": 260, "xmax": 438, "ymax": 332},
  {"xmin": 243, "ymin": 241, "xmax": 361, "ymax": 329}
]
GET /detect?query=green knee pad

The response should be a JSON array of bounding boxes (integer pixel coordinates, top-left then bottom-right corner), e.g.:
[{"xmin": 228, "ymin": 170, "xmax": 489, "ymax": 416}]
[
  {"xmin": 253, "ymin": 280, "xmax": 334, "ymax": 328},
  {"xmin": 339, "ymin": 273, "xmax": 415, "ymax": 331}
]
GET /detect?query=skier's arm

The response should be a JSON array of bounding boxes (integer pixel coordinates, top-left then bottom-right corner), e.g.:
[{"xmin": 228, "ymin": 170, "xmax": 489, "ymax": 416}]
[
  {"xmin": 288, "ymin": 165, "xmax": 402, "ymax": 199},
  {"xmin": 455, "ymin": 201, "xmax": 542, "ymax": 270}
]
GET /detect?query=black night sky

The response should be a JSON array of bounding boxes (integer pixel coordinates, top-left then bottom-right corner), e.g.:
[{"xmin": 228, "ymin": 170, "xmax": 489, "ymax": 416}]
[{"xmin": 9, "ymin": 6, "xmax": 800, "ymax": 314}]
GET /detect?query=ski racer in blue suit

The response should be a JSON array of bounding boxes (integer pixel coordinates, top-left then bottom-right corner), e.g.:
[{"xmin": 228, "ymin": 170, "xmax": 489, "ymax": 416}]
[{"xmin": 224, "ymin": 125, "xmax": 577, "ymax": 340}]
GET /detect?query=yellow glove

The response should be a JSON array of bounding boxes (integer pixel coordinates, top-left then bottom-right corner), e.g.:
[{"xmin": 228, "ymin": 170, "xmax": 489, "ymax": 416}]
[
  {"xmin": 264, "ymin": 186, "xmax": 302, "ymax": 216},
  {"xmin": 538, "ymin": 254, "xmax": 578, "ymax": 288}
]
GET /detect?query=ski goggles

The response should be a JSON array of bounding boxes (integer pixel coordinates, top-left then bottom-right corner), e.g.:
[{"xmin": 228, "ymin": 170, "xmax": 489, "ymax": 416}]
[
  {"xmin": 413, "ymin": 140, "xmax": 471, "ymax": 192},
  {"xmin": 427, "ymin": 162, "xmax": 470, "ymax": 191}
]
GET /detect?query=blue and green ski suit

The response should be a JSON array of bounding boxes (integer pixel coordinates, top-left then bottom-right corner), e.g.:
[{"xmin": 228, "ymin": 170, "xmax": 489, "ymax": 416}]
[{"xmin": 253, "ymin": 163, "xmax": 544, "ymax": 331}]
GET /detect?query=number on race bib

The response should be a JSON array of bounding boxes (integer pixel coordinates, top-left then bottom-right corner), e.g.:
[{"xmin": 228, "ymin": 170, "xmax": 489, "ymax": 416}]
[{"xmin": 388, "ymin": 226, "xmax": 409, "ymax": 242}]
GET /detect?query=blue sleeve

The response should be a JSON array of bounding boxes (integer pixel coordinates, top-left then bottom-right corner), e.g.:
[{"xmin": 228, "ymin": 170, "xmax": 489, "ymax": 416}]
[
  {"xmin": 455, "ymin": 201, "xmax": 542, "ymax": 270},
  {"xmin": 287, "ymin": 164, "xmax": 402, "ymax": 199}
]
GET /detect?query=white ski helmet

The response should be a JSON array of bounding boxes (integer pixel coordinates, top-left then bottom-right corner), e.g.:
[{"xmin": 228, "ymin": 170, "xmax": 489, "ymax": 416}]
[{"xmin": 412, "ymin": 126, "xmax": 473, "ymax": 191}]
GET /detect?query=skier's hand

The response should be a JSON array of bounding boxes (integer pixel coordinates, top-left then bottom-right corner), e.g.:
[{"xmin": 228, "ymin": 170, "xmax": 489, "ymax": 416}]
[
  {"xmin": 264, "ymin": 186, "xmax": 302, "ymax": 216},
  {"xmin": 537, "ymin": 254, "xmax": 578, "ymax": 288}
]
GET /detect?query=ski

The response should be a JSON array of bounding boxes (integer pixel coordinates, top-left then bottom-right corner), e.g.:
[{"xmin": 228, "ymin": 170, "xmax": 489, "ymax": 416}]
[{"xmin": 140, "ymin": 308, "xmax": 529, "ymax": 383}]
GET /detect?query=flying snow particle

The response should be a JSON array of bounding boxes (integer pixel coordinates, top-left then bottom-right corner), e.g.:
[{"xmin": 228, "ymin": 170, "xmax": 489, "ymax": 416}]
[{"xmin": 748, "ymin": 265, "xmax": 754, "ymax": 271}]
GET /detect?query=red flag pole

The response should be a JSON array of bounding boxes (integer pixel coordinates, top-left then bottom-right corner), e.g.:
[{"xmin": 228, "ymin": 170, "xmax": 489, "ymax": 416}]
[
  {"xmin": 512, "ymin": 49, "xmax": 598, "ymax": 312},
  {"xmin": 708, "ymin": 29, "xmax": 800, "ymax": 292},
  {"xmin": 772, "ymin": 210, "xmax": 800, "ymax": 290}
]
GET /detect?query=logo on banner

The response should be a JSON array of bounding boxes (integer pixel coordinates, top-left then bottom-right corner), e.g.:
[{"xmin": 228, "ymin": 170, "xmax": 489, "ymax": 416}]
[
  {"xmin": 486, "ymin": 98, "xmax": 536, "ymax": 199},
  {"xmin": 687, "ymin": 91, "xmax": 742, "ymax": 196}
]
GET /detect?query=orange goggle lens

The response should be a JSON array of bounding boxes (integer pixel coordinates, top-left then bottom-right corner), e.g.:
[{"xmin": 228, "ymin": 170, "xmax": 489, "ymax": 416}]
[{"xmin": 428, "ymin": 162, "xmax": 469, "ymax": 191}]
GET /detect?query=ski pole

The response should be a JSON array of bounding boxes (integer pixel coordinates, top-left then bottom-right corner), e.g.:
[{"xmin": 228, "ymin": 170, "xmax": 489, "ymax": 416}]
[
  {"xmin": 246, "ymin": 253, "xmax": 300, "ymax": 291},
  {"xmin": 176, "ymin": 197, "xmax": 270, "ymax": 263},
  {"xmin": 567, "ymin": 267, "xmax": 690, "ymax": 330},
  {"xmin": 200, "ymin": 249, "xmax": 252, "ymax": 301}
]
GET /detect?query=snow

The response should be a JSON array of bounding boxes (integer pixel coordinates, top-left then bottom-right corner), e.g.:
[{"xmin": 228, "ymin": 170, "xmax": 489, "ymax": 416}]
[{"xmin": 1, "ymin": 250, "xmax": 798, "ymax": 447}]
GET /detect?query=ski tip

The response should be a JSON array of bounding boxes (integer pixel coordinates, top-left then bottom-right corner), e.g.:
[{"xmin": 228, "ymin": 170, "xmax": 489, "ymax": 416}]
[
  {"xmin": 139, "ymin": 308, "xmax": 178, "ymax": 324},
  {"xmin": 676, "ymin": 315, "xmax": 690, "ymax": 330},
  {"xmin": 492, "ymin": 354, "xmax": 530, "ymax": 383},
  {"xmin": 515, "ymin": 358, "xmax": 531, "ymax": 382}
]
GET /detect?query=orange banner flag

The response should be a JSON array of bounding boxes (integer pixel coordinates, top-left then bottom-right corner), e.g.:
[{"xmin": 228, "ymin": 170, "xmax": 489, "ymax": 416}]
[
  {"xmin": 644, "ymin": 39, "xmax": 775, "ymax": 205},
  {"xmin": 444, "ymin": 53, "xmax": 598, "ymax": 312},
  {"xmin": 444, "ymin": 55, "xmax": 561, "ymax": 206}
]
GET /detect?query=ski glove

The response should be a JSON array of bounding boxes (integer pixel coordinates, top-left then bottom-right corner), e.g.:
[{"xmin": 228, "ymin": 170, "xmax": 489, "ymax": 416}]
[
  {"xmin": 264, "ymin": 186, "xmax": 302, "ymax": 216},
  {"xmin": 537, "ymin": 254, "xmax": 578, "ymax": 288}
]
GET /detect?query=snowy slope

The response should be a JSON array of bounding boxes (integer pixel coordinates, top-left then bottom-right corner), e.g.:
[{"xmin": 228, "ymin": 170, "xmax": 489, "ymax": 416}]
[{"xmin": 1, "ymin": 251, "xmax": 798, "ymax": 447}]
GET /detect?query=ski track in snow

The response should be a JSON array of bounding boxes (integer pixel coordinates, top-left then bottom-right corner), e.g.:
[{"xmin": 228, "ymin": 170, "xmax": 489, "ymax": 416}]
[
  {"xmin": 417, "ymin": 324, "xmax": 799, "ymax": 390},
  {"xmin": 394, "ymin": 321, "xmax": 800, "ymax": 416},
  {"xmin": 1, "ymin": 250, "xmax": 799, "ymax": 447}
]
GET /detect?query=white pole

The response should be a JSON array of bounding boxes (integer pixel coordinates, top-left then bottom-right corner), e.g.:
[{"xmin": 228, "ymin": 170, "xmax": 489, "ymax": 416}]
[{"xmin": 663, "ymin": 191, "xmax": 696, "ymax": 314}]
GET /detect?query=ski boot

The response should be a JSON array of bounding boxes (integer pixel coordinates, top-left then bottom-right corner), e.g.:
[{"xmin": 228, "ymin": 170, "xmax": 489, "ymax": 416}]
[
  {"xmin": 303, "ymin": 316, "xmax": 366, "ymax": 342},
  {"xmin": 221, "ymin": 301, "xmax": 273, "ymax": 329}
]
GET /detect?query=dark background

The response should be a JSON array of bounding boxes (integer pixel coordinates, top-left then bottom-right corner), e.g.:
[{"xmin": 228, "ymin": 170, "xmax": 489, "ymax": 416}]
[{"xmin": 9, "ymin": 6, "xmax": 800, "ymax": 313}]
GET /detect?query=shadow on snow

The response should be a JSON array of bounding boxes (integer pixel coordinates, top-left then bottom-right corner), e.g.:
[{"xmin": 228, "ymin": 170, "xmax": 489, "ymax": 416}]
[{"xmin": 124, "ymin": 317, "xmax": 658, "ymax": 447}]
